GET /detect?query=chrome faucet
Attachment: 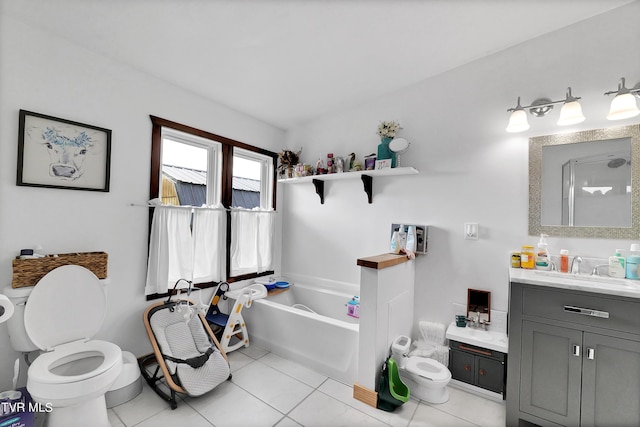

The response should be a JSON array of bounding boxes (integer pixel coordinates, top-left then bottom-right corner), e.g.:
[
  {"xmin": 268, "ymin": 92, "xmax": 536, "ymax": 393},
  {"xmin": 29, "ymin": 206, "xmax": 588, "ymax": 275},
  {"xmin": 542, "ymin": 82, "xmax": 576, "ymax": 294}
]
[
  {"xmin": 591, "ymin": 264, "xmax": 609, "ymax": 276},
  {"xmin": 571, "ymin": 256, "xmax": 583, "ymax": 274}
]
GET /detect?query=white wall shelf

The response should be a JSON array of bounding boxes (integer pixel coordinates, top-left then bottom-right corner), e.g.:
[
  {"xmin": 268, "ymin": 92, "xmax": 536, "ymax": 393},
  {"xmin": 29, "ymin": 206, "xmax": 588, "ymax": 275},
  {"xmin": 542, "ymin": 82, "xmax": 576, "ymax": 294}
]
[{"xmin": 278, "ymin": 166, "xmax": 419, "ymax": 204}]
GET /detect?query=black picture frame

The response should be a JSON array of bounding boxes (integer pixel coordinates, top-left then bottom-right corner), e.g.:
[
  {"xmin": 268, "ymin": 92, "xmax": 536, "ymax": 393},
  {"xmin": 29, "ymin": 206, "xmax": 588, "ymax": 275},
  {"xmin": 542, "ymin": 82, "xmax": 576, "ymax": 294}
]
[{"xmin": 17, "ymin": 110, "xmax": 112, "ymax": 192}]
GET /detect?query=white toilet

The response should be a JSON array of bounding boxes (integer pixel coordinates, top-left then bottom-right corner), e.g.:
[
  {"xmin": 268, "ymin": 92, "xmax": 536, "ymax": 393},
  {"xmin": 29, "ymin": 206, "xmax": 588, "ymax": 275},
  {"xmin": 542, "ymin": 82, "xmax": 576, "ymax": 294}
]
[
  {"xmin": 5, "ymin": 265, "xmax": 122, "ymax": 427},
  {"xmin": 391, "ymin": 335, "xmax": 451, "ymax": 404}
]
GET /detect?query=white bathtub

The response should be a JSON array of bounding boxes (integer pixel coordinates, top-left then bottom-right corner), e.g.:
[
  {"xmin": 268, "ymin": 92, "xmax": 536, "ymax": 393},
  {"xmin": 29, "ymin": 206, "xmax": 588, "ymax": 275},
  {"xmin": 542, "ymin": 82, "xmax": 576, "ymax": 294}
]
[{"xmin": 242, "ymin": 278, "xmax": 359, "ymax": 385}]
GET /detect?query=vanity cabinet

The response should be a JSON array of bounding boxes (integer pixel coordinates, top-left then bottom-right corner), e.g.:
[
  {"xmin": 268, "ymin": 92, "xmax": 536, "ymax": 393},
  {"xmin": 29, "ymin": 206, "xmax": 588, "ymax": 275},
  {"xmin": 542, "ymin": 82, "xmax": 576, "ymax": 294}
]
[
  {"xmin": 449, "ymin": 340, "xmax": 506, "ymax": 396},
  {"xmin": 507, "ymin": 281, "xmax": 640, "ymax": 427}
]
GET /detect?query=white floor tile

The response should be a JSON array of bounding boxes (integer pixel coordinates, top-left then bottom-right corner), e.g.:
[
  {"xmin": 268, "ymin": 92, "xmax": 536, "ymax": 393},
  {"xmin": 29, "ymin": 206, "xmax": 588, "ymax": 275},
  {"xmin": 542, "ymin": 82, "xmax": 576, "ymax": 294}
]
[
  {"xmin": 112, "ymin": 383, "xmax": 176, "ymax": 426},
  {"xmin": 409, "ymin": 403, "xmax": 479, "ymax": 427},
  {"xmin": 107, "ymin": 409, "xmax": 125, "ymax": 427},
  {"xmin": 227, "ymin": 349, "xmax": 256, "ymax": 372},
  {"xmin": 232, "ymin": 360, "xmax": 315, "ymax": 413},
  {"xmin": 275, "ymin": 416, "xmax": 303, "ymax": 427},
  {"xmin": 186, "ymin": 380, "xmax": 284, "ymax": 427},
  {"xmin": 318, "ymin": 379, "xmax": 417, "ymax": 427},
  {"xmin": 135, "ymin": 403, "xmax": 212, "ymax": 427},
  {"xmin": 289, "ymin": 391, "xmax": 388, "ymax": 427},
  {"xmin": 430, "ymin": 387, "xmax": 505, "ymax": 427},
  {"xmin": 238, "ymin": 344, "xmax": 270, "ymax": 359},
  {"xmin": 260, "ymin": 352, "xmax": 328, "ymax": 388}
]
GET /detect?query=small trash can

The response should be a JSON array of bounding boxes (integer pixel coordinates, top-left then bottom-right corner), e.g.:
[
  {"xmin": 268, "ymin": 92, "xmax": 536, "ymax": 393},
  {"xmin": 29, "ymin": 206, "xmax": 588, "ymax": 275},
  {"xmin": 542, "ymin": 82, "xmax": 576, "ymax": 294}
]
[{"xmin": 106, "ymin": 351, "xmax": 142, "ymax": 408}]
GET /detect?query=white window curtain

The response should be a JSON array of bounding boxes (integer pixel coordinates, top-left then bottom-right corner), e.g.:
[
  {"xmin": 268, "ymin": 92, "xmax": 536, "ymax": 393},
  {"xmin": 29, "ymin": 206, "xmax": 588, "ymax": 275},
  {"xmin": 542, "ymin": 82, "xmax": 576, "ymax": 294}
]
[
  {"xmin": 192, "ymin": 208, "xmax": 225, "ymax": 283},
  {"xmin": 145, "ymin": 205, "xmax": 226, "ymax": 295},
  {"xmin": 230, "ymin": 210, "xmax": 275, "ymax": 276},
  {"xmin": 145, "ymin": 206, "xmax": 194, "ymax": 295}
]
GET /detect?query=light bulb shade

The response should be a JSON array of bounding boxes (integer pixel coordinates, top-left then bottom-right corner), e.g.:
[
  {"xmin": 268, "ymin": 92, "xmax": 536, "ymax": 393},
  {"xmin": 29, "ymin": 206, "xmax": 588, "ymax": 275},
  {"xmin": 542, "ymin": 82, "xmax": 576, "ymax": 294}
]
[
  {"xmin": 506, "ymin": 109, "xmax": 529, "ymax": 133},
  {"xmin": 607, "ymin": 92, "xmax": 640, "ymax": 120},
  {"xmin": 557, "ymin": 100, "xmax": 585, "ymax": 126}
]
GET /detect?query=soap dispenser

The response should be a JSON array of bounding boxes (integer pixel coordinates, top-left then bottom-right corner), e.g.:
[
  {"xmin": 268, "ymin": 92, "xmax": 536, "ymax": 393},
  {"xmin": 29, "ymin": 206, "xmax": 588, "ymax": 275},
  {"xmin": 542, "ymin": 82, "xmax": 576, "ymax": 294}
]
[
  {"xmin": 535, "ymin": 234, "xmax": 551, "ymax": 270},
  {"xmin": 608, "ymin": 249, "xmax": 626, "ymax": 278},
  {"xmin": 626, "ymin": 244, "xmax": 640, "ymax": 280}
]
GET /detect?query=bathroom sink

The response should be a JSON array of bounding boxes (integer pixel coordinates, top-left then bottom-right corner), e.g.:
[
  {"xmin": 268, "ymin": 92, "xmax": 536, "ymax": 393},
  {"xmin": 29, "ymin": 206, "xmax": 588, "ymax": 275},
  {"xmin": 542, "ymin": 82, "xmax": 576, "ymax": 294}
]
[
  {"xmin": 445, "ymin": 323, "xmax": 508, "ymax": 353},
  {"xmin": 533, "ymin": 270, "xmax": 636, "ymax": 286}
]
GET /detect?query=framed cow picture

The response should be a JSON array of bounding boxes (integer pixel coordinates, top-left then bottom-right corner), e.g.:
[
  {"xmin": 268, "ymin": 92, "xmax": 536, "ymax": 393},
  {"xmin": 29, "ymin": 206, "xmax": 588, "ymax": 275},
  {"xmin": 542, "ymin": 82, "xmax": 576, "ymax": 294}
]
[{"xmin": 17, "ymin": 110, "xmax": 111, "ymax": 192}]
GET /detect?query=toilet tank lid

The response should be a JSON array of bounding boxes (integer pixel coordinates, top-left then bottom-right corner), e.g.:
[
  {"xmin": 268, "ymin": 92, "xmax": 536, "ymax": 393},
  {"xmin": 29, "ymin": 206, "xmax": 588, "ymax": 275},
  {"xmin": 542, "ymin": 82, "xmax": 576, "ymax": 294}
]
[{"xmin": 24, "ymin": 265, "xmax": 106, "ymax": 350}]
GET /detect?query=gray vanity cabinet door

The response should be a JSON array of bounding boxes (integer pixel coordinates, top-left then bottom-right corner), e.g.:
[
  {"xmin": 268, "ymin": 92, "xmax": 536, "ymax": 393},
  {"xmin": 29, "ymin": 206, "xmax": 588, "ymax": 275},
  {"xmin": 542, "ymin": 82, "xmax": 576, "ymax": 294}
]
[
  {"xmin": 520, "ymin": 320, "xmax": 583, "ymax": 426},
  {"xmin": 580, "ymin": 333, "xmax": 640, "ymax": 427}
]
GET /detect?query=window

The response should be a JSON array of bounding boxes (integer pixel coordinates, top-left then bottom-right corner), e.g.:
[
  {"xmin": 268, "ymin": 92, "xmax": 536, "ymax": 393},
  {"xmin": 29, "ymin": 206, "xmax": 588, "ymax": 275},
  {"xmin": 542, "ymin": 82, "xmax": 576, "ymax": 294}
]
[{"xmin": 148, "ymin": 116, "xmax": 277, "ymax": 297}]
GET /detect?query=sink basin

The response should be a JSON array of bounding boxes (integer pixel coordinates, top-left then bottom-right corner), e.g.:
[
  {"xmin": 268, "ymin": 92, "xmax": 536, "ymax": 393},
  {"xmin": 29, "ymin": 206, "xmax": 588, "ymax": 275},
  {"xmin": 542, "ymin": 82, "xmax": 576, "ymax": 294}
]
[
  {"xmin": 532, "ymin": 270, "xmax": 636, "ymax": 286},
  {"xmin": 445, "ymin": 323, "xmax": 508, "ymax": 353}
]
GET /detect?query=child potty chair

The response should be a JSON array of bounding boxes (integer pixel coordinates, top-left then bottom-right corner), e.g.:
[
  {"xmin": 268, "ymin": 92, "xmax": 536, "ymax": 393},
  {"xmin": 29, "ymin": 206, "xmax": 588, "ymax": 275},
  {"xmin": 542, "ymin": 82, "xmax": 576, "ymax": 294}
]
[
  {"xmin": 391, "ymin": 335, "xmax": 451, "ymax": 404},
  {"xmin": 24, "ymin": 266, "xmax": 122, "ymax": 427}
]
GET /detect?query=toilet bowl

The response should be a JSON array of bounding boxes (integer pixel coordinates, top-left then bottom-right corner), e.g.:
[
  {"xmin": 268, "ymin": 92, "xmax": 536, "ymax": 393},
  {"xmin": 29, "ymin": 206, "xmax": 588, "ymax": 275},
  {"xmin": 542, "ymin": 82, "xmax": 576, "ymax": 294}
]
[
  {"xmin": 391, "ymin": 335, "xmax": 451, "ymax": 404},
  {"xmin": 22, "ymin": 265, "xmax": 122, "ymax": 427}
]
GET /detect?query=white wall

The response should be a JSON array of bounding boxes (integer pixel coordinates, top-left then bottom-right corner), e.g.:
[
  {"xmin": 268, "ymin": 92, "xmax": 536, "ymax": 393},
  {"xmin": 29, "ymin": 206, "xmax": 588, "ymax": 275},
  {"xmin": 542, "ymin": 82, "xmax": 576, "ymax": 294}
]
[
  {"xmin": 281, "ymin": 3, "xmax": 640, "ymax": 339},
  {"xmin": 0, "ymin": 14, "xmax": 285, "ymax": 390}
]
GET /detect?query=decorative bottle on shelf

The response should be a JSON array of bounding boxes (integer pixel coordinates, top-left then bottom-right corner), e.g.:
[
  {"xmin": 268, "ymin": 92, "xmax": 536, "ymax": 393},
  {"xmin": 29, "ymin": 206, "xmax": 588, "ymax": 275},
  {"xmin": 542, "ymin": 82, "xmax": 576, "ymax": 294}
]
[{"xmin": 377, "ymin": 137, "xmax": 397, "ymax": 168}]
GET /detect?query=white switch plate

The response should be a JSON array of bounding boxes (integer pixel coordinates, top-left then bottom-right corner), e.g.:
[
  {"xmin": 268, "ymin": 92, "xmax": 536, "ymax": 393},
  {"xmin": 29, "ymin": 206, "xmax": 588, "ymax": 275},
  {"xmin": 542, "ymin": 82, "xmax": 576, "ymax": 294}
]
[{"xmin": 464, "ymin": 223, "xmax": 478, "ymax": 240}]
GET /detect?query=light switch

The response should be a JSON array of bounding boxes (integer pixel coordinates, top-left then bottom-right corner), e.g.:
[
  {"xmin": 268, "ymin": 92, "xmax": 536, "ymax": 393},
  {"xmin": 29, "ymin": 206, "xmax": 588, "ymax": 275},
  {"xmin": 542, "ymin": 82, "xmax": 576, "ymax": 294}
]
[{"xmin": 464, "ymin": 223, "xmax": 478, "ymax": 240}]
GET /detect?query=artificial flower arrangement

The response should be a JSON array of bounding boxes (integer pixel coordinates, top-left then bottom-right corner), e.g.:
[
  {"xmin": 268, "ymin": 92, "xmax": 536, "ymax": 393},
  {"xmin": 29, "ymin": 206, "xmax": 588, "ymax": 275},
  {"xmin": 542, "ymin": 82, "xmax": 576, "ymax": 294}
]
[
  {"xmin": 377, "ymin": 121, "xmax": 402, "ymax": 139},
  {"xmin": 278, "ymin": 148, "xmax": 301, "ymax": 177}
]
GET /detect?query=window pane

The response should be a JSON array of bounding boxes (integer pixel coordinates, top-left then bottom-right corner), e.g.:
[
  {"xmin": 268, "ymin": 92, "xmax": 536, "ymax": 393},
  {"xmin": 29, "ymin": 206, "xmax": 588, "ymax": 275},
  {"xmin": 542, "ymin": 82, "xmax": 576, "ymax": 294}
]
[
  {"xmin": 161, "ymin": 138, "xmax": 208, "ymax": 206},
  {"xmin": 232, "ymin": 154, "xmax": 263, "ymax": 209}
]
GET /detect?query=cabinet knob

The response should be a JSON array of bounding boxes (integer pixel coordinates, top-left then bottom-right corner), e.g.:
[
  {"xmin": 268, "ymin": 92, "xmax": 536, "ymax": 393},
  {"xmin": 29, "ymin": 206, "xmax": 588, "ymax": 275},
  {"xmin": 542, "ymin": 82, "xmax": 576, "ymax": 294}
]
[
  {"xmin": 479, "ymin": 369, "xmax": 486, "ymax": 376},
  {"xmin": 464, "ymin": 364, "xmax": 471, "ymax": 372}
]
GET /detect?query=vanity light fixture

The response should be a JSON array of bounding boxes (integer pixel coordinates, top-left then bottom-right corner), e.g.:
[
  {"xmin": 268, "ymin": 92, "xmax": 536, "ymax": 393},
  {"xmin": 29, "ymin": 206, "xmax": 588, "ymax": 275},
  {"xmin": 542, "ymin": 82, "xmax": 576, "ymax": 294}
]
[
  {"xmin": 604, "ymin": 77, "xmax": 640, "ymax": 121},
  {"xmin": 506, "ymin": 97, "xmax": 530, "ymax": 133},
  {"xmin": 506, "ymin": 87, "xmax": 583, "ymax": 133}
]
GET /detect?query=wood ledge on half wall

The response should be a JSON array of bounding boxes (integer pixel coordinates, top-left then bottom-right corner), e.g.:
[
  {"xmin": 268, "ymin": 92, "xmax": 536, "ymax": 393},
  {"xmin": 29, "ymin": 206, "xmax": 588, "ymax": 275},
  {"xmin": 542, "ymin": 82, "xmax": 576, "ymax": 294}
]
[{"xmin": 356, "ymin": 253, "xmax": 412, "ymax": 270}]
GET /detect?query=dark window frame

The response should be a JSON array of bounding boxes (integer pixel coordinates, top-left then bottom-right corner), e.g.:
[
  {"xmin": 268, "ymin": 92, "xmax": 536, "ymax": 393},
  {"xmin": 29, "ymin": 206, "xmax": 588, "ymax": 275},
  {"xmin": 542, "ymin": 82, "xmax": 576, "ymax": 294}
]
[{"xmin": 147, "ymin": 116, "xmax": 278, "ymax": 300}]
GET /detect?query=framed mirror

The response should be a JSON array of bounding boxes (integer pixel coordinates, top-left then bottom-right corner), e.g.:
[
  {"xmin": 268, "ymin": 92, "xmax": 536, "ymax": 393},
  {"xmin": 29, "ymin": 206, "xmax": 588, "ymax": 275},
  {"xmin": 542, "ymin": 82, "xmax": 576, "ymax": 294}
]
[
  {"xmin": 529, "ymin": 124, "xmax": 640, "ymax": 239},
  {"xmin": 467, "ymin": 288, "xmax": 490, "ymax": 323}
]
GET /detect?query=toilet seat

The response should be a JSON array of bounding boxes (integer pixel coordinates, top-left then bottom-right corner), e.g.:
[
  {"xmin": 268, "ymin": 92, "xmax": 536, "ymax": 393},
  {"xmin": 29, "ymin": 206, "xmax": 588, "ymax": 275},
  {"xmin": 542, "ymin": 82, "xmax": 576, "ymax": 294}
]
[
  {"xmin": 405, "ymin": 356, "xmax": 451, "ymax": 382},
  {"xmin": 29, "ymin": 340, "xmax": 122, "ymax": 384}
]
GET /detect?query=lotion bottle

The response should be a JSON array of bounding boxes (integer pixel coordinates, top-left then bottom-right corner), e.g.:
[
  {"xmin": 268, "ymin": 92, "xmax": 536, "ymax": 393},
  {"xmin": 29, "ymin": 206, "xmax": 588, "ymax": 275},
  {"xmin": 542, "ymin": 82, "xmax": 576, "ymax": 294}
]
[
  {"xmin": 535, "ymin": 234, "xmax": 551, "ymax": 270},
  {"xmin": 390, "ymin": 226, "xmax": 401, "ymax": 254},
  {"xmin": 608, "ymin": 249, "xmax": 626, "ymax": 278},
  {"xmin": 406, "ymin": 226, "xmax": 416, "ymax": 252}
]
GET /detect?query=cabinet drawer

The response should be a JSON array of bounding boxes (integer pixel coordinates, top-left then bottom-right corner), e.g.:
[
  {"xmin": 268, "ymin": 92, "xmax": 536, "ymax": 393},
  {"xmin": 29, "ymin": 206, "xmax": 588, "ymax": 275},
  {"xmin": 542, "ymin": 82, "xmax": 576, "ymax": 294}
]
[
  {"xmin": 450, "ymin": 340, "xmax": 506, "ymax": 361},
  {"xmin": 522, "ymin": 286, "xmax": 640, "ymax": 335}
]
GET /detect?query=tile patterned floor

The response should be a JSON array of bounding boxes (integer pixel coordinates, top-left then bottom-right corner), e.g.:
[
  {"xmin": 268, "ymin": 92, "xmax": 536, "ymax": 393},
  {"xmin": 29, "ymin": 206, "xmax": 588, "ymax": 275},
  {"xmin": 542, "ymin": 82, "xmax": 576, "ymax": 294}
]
[{"xmin": 108, "ymin": 346, "xmax": 505, "ymax": 427}]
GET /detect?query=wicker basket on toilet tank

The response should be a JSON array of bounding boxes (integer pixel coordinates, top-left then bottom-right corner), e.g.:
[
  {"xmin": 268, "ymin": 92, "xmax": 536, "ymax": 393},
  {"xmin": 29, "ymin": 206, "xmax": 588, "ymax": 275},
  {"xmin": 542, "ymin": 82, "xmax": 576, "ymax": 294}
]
[{"xmin": 12, "ymin": 251, "xmax": 108, "ymax": 288}]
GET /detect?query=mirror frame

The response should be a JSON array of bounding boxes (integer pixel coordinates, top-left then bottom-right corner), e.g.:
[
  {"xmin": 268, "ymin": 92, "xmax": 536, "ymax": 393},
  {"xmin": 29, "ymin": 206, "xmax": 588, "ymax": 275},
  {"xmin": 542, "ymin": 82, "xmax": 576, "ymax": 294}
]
[{"xmin": 529, "ymin": 123, "xmax": 640, "ymax": 239}]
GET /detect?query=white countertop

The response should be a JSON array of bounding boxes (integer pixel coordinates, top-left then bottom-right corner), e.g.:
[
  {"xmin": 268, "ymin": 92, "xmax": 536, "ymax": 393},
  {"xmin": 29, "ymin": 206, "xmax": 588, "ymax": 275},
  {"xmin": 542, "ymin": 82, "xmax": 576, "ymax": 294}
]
[
  {"xmin": 509, "ymin": 268, "xmax": 640, "ymax": 299},
  {"xmin": 446, "ymin": 322, "xmax": 508, "ymax": 353}
]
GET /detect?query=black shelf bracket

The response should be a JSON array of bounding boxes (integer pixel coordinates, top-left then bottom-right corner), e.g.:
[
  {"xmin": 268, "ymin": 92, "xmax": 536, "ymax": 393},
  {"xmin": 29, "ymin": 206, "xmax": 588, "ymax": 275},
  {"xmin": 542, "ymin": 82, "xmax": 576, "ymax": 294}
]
[
  {"xmin": 361, "ymin": 174, "xmax": 373, "ymax": 204},
  {"xmin": 312, "ymin": 179, "xmax": 325, "ymax": 204}
]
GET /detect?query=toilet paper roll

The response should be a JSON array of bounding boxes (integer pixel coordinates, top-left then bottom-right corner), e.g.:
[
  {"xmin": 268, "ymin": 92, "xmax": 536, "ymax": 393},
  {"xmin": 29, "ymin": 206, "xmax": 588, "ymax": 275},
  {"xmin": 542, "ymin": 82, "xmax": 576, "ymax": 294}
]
[{"xmin": 0, "ymin": 294, "xmax": 15, "ymax": 324}]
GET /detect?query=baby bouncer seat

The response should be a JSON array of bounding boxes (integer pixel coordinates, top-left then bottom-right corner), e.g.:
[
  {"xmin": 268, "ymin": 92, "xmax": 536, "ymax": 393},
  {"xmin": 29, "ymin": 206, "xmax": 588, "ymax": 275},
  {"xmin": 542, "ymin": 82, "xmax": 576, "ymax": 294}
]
[{"xmin": 140, "ymin": 288, "xmax": 231, "ymax": 409}]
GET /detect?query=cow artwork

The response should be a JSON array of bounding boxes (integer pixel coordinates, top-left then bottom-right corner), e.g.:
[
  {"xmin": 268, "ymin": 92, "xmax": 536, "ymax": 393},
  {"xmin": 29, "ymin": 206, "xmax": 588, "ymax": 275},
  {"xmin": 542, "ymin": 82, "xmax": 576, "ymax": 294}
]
[
  {"xmin": 17, "ymin": 110, "xmax": 111, "ymax": 191},
  {"xmin": 41, "ymin": 126, "xmax": 94, "ymax": 180}
]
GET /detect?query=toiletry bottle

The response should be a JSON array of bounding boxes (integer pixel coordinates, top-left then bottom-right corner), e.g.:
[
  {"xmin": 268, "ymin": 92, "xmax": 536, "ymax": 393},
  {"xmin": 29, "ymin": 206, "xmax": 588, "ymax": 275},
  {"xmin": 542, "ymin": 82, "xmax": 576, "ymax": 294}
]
[
  {"xmin": 521, "ymin": 245, "xmax": 535, "ymax": 269},
  {"xmin": 626, "ymin": 244, "xmax": 640, "ymax": 280},
  {"xmin": 560, "ymin": 249, "xmax": 569, "ymax": 273},
  {"xmin": 406, "ymin": 226, "xmax": 416, "ymax": 252},
  {"xmin": 390, "ymin": 227, "xmax": 401, "ymax": 254},
  {"xmin": 609, "ymin": 249, "xmax": 626, "ymax": 278},
  {"xmin": 397, "ymin": 225, "xmax": 407, "ymax": 251},
  {"xmin": 535, "ymin": 234, "xmax": 551, "ymax": 270}
]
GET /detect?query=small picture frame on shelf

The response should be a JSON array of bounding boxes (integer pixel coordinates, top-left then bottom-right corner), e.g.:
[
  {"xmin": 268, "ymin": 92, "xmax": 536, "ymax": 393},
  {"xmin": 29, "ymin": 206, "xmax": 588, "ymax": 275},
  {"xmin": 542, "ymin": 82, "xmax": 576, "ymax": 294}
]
[{"xmin": 375, "ymin": 159, "xmax": 392, "ymax": 170}]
